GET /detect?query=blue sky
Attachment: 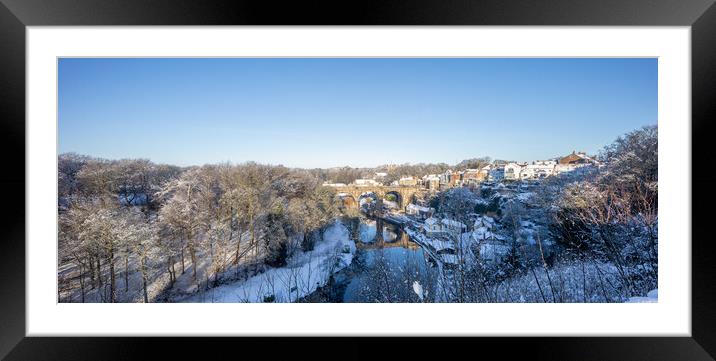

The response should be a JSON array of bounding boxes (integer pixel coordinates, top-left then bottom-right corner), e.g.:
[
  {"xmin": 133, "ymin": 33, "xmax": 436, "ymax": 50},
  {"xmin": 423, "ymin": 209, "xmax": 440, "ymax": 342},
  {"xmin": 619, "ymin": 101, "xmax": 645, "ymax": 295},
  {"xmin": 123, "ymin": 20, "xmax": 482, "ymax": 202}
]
[{"xmin": 58, "ymin": 58, "xmax": 657, "ymax": 168}]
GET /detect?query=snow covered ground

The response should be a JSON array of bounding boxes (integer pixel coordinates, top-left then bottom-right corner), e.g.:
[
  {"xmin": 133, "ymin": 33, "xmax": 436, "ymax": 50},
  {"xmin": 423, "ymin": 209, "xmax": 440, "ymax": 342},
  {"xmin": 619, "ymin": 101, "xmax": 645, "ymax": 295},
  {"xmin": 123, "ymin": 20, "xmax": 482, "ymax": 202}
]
[
  {"xmin": 180, "ymin": 220, "xmax": 355, "ymax": 303},
  {"xmin": 626, "ymin": 289, "xmax": 658, "ymax": 303}
]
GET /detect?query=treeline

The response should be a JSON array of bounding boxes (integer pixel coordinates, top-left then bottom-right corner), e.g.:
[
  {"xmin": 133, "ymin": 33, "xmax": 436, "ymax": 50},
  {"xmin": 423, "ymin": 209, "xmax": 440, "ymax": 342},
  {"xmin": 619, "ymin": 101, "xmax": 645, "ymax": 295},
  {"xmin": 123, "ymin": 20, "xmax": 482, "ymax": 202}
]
[
  {"xmin": 315, "ymin": 157, "xmax": 494, "ymax": 185},
  {"xmin": 58, "ymin": 156, "xmax": 338, "ymax": 303}
]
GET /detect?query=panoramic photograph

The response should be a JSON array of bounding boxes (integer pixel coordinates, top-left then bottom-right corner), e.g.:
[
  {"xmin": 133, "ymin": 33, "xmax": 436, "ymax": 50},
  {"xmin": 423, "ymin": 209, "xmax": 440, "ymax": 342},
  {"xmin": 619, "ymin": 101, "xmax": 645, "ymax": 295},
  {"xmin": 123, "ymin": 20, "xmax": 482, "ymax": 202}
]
[{"xmin": 57, "ymin": 58, "xmax": 658, "ymax": 303}]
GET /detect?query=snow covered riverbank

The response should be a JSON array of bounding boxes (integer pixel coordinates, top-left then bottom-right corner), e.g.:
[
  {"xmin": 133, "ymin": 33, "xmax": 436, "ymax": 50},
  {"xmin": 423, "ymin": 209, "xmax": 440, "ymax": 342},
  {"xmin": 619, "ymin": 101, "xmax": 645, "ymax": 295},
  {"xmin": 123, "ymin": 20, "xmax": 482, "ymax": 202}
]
[
  {"xmin": 626, "ymin": 289, "xmax": 658, "ymax": 303},
  {"xmin": 180, "ymin": 220, "xmax": 355, "ymax": 303}
]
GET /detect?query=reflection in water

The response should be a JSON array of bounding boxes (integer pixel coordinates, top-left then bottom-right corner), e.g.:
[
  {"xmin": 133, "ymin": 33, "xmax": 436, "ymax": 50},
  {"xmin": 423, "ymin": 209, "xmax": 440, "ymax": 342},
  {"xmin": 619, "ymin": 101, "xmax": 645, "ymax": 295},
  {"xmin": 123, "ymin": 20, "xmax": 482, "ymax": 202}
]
[
  {"xmin": 343, "ymin": 237, "xmax": 431, "ymax": 302},
  {"xmin": 358, "ymin": 220, "xmax": 398, "ymax": 243},
  {"xmin": 314, "ymin": 217, "xmax": 435, "ymax": 303}
]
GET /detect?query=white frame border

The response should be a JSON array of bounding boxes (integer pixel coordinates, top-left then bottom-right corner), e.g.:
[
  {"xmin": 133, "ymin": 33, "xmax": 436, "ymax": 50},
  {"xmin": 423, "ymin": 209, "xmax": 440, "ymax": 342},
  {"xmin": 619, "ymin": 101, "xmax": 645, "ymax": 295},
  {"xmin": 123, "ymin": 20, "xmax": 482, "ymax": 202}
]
[{"xmin": 27, "ymin": 27, "xmax": 690, "ymax": 336}]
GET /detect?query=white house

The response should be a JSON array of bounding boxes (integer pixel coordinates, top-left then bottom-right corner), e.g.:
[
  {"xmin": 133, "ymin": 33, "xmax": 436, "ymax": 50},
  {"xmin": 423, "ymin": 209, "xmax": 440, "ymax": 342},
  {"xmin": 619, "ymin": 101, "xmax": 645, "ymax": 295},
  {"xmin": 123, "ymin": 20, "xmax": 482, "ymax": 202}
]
[
  {"xmin": 423, "ymin": 217, "xmax": 443, "ymax": 236},
  {"xmin": 441, "ymin": 218, "xmax": 467, "ymax": 234},
  {"xmin": 519, "ymin": 166, "xmax": 534, "ymax": 179},
  {"xmin": 473, "ymin": 215, "xmax": 496, "ymax": 233},
  {"xmin": 479, "ymin": 165, "xmax": 492, "ymax": 179},
  {"xmin": 504, "ymin": 163, "xmax": 524, "ymax": 180},
  {"xmin": 521, "ymin": 160, "xmax": 556, "ymax": 179},
  {"xmin": 439, "ymin": 170, "xmax": 453, "ymax": 185},
  {"xmin": 423, "ymin": 175, "xmax": 441, "ymax": 190},
  {"xmin": 461, "ymin": 168, "xmax": 482, "ymax": 186},
  {"xmin": 354, "ymin": 179, "xmax": 380, "ymax": 187},
  {"xmin": 468, "ymin": 215, "xmax": 510, "ymax": 262},
  {"xmin": 422, "ymin": 217, "xmax": 466, "ymax": 236},
  {"xmin": 323, "ymin": 182, "xmax": 347, "ymax": 187},
  {"xmin": 406, "ymin": 203, "xmax": 434, "ymax": 219},
  {"xmin": 399, "ymin": 176, "xmax": 418, "ymax": 187}
]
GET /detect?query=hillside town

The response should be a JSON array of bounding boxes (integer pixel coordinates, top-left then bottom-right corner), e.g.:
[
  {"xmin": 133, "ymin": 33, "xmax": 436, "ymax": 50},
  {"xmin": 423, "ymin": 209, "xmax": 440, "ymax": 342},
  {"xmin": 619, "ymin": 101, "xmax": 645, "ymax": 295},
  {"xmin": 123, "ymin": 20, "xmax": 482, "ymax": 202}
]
[
  {"xmin": 324, "ymin": 151, "xmax": 598, "ymax": 191},
  {"xmin": 319, "ymin": 151, "xmax": 602, "ymax": 280}
]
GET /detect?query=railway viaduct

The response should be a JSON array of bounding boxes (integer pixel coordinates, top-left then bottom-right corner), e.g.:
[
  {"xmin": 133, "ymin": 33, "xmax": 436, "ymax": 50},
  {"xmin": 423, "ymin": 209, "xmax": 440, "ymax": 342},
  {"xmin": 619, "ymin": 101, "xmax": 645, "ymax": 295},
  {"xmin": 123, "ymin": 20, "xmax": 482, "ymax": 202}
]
[{"xmin": 331, "ymin": 185, "xmax": 429, "ymax": 210}]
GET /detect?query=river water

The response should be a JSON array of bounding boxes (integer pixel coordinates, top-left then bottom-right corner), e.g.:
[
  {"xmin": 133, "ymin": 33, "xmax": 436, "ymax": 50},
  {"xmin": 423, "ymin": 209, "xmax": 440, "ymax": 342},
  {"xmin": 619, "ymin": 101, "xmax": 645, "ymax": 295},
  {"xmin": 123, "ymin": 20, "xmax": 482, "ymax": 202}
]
[{"xmin": 328, "ymin": 218, "xmax": 432, "ymax": 302}]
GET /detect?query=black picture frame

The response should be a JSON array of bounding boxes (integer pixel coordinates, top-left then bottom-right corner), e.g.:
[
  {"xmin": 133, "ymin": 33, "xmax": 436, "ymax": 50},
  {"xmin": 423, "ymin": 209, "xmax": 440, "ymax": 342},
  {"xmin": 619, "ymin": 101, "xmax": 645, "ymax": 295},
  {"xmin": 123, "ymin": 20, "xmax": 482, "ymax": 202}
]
[{"xmin": 1, "ymin": 1, "xmax": 715, "ymax": 360}]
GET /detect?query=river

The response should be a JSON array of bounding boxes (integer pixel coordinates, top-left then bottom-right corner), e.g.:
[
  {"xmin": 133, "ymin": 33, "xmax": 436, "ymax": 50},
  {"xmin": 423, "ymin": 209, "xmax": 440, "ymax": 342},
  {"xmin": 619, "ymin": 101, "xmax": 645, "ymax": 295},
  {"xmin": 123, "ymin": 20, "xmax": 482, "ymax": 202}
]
[{"xmin": 310, "ymin": 218, "xmax": 433, "ymax": 303}]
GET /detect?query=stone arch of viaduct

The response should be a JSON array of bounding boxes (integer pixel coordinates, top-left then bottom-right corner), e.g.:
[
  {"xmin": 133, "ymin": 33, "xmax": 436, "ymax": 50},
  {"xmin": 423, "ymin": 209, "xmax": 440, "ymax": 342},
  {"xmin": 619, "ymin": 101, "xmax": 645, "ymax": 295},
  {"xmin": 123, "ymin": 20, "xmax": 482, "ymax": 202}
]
[{"xmin": 332, "ymin": 185, "xmax": 428, "ymax": 210}]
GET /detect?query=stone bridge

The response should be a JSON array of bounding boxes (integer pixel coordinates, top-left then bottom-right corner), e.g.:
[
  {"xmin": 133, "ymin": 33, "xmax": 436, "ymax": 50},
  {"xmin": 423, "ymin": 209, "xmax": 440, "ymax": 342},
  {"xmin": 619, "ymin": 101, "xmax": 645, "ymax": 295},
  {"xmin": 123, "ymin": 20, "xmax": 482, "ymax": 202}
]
[{"xmin": 331, "ymin": 185, "xmax": 429, "ymax": 210}]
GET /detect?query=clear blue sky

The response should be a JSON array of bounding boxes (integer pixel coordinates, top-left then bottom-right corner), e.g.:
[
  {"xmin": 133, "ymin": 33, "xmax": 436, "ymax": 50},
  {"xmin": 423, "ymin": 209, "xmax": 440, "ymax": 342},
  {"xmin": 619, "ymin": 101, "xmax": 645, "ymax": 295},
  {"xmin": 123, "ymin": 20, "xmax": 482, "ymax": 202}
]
[{"xmin": 58, "ymin": 58, "xmax": 657, "ymax": 168}]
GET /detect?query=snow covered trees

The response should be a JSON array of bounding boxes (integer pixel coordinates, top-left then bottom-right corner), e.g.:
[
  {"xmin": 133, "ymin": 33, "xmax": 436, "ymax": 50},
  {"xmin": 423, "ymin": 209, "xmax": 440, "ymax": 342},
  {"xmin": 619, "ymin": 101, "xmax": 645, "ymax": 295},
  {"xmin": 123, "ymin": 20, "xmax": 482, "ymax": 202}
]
[
  {"xmin": 58, "ymin": 157, "xmax": 173, "ymax": 302},
  {"xmin": 58, "ymin": 155, "xmax": 344, "ymax": 302},
  {"xmin": 63, "ymin": 204, "xmax": 129, "ymax": 302},
  {"xmin": 551, "ymin": 125, "xmax": 658, "ymax": 299},
  {"xmin": 58, "ymin": 153, "xmax": 91, "ymax": 202},
  {"xmin": 128, "ymin": 218, "xmax": 158, "ymax": 303},
  {"xmin": 600, "ymin": 125, "xmax": 658, "ymax": 185},
  {"xmin": 157, "ymin": 167, "xmax": 213, "ymax": 281},
  {"xmin": 56, "ymin": 124, "xmax": 657, "ymax": 303}
]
